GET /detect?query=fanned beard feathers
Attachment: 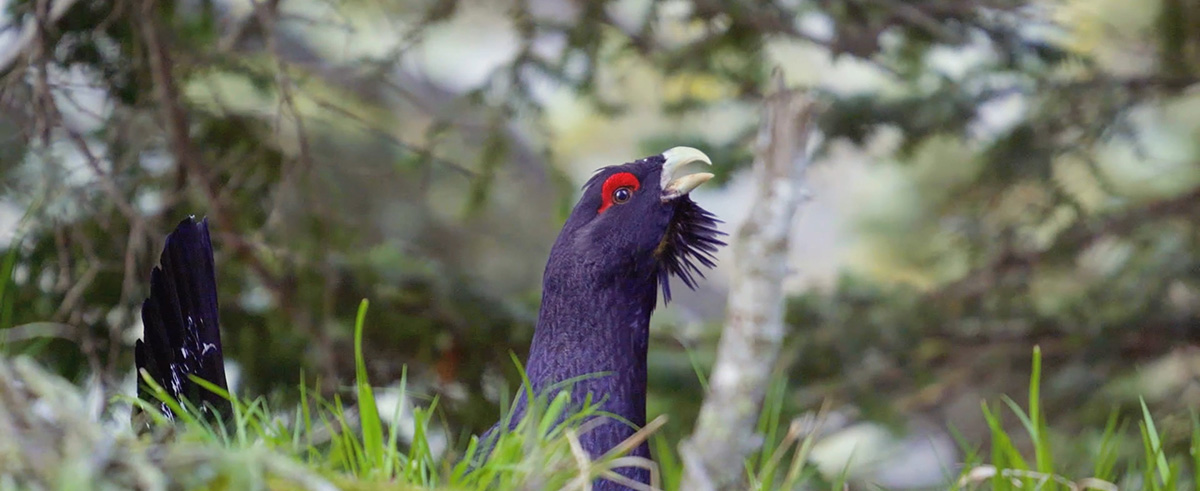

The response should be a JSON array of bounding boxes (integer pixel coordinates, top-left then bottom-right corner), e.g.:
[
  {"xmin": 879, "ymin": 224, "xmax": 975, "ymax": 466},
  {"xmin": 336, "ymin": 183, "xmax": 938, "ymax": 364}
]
[{"xmin": 656, "ymin": 197, "xmax": 726, "ymax": 302}]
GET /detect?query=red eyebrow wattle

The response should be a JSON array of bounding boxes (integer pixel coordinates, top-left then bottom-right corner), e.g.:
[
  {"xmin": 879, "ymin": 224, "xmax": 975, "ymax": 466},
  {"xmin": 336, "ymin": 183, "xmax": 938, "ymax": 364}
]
[{"xmin": 598, "ymin": 172, "xmax": 640, "ymax": 213}]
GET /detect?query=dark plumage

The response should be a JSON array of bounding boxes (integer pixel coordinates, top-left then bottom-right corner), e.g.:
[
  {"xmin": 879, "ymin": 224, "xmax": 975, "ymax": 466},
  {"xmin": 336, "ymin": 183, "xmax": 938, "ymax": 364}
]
[
  {"xmin": 655, "ymin": 195, "xmax": 724, "ymax": 301},
  {"xmin": 134, "ymin": 148, "xmax": 724, "ymax": 490},
  {"xmin": 135, "ymin": 217, "xmax": 230, "ymax": 423},
  {"xmin": 503, "ymin": 150, "xmax": 725, "ymax": 488}
]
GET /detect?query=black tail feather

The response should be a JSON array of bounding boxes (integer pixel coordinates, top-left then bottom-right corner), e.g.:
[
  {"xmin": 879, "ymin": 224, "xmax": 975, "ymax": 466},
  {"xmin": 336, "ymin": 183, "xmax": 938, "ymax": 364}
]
[{"xmin": 135, "ymin": 217, "xmax": 230, "ymax": 422}]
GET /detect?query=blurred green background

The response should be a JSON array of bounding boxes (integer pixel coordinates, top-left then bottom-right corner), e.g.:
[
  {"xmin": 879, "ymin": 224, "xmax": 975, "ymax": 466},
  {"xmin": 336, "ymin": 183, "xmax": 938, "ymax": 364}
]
[{"xmin": 1, "ymin": 0, "xmax": 1198, "ymax": 487}]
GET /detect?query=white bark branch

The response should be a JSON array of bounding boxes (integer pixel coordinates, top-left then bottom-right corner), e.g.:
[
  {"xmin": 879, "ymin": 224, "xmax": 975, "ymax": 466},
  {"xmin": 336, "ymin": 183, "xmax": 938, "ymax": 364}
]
[{"xmin": 679, "ymin": 74, "xmax": 822, "ymax": 490}]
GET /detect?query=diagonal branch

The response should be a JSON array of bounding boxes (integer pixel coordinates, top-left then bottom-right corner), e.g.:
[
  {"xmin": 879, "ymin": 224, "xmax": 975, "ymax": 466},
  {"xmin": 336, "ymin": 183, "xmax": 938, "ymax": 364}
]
[
  {"xmin": 138, "ymin": 0, "xmax": 347, "ymax": 384},
  {"xmin": 138, "ymin": 0, "xmax": 283, "ymax": 293}
]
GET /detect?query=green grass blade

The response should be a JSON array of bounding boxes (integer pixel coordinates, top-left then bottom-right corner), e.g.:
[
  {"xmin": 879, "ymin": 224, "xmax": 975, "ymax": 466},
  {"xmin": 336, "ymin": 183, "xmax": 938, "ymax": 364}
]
[
  {"xmin": 1093, "ymin": 410, "xmax": 1123, "ymax": 481},
  {"xmin": 538, "ymin": 390, "xmax": 572, "ymax": 438},
  {"xmin": 1191, "ymin": 412, "xmax": 1200, "ymax": 491},
  {"xmin": 333, "ymin": 394, "xmax": 366, "ymax": 475},
  {"xmin": 652, "ymin": 433, "xmax": 680, "ymax": 491},
  {"xmin": 0, "ymin": 241, "xmax": 18, "ymax": 332},
  {"xmin": 353, "ymin": 299, "xmax": 385, "ymax": 473},
  {"xmin": 1027, "ymin": 345, "xmax": 1052, "ymax": 474},
  {"xmin": 1140, "ymin": 398, "xmax": 1170, "ymax": 486},
  {"xmin": 1000, "ymin": 396, "xmax": 1036, "ymax": 445},
  {"xmin": 782, "ymin": 415, "xmax": 821, "ymax": 490},
  {"xmin": 752, "ymin": 375, "xmax": 790, "ymax": 488},
  {"xmin": 382, "ymin": 366, "xmax": 409, "ymax": 478},
  {"xmin": 297, "ymin": 372, "xmax": 317, "ymax": 462},
  {"xmin": 982, "ymin": 401, "xmax": 1028, "ymax": 489},
  {"xmin": 683, "ymin": 343, "xmax": 709, "ymax": 392}
]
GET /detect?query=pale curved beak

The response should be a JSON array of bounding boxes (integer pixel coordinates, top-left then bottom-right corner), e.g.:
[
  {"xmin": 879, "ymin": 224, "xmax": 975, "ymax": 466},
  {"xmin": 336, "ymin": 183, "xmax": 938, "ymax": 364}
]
[{"xmin": 660, "ymin": 146, "xmax": 715, "ymax": 201}]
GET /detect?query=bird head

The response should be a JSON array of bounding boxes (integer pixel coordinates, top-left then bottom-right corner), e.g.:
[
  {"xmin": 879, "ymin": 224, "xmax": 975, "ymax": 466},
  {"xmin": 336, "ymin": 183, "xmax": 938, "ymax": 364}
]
[{"xmin": 554, "ymin": 146, "xmax": 725, "ymax": 302}]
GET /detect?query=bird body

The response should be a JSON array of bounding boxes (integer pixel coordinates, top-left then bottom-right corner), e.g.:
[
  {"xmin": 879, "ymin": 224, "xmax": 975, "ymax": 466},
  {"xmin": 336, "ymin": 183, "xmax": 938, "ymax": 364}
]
[{"xmin": 135, "ymin": 147, "xmax": 724, "ymax": 489}]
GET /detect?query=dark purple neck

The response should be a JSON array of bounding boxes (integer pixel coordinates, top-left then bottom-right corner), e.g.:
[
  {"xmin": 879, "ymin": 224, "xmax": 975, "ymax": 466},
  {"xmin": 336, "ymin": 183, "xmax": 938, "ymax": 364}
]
[{"xmin": 523, "ymin": 246, "xmax": 659, "ymax": 467}]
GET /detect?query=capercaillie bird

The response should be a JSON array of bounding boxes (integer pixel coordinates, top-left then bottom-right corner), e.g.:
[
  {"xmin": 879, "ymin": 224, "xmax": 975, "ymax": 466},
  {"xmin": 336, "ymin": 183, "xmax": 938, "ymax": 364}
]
[{"xmin": 135, "ymin": 147, "xmax": 725, "ymax": 489}]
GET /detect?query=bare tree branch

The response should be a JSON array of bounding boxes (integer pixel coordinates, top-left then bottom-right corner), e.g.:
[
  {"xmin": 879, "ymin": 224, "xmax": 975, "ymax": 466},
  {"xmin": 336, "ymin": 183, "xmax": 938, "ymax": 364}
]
[
  {"xmin": 0, "ymin": 0, "xmax": 79, "ymax": 79},
  {"xmin": 139, "ymin": 0, "xmax": 286, "ymax": 293},
  {"xmin": 678, "ymin": 72, "xmax": 823, "ymax": 490}
]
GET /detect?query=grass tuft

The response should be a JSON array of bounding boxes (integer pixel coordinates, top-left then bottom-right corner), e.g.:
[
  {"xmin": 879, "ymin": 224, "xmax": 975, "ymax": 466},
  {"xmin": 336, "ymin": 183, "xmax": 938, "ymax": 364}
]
[
  {"xmin": 956, "ymin": 346, "xmax": 1199, "ymax": 490},
  {"xmin": 3, "ymin": 303, "xmax": 1199, "ymax": 489}
]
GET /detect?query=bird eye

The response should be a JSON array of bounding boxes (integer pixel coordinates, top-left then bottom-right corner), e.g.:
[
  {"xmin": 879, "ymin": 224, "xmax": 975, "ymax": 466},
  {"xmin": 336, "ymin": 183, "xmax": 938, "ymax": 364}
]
[
  {"xmin": 597, "ymin": 172, "xmax": 640, "ymax": 213},
  {"xmin": 612, "ymin": 186, "xmax": 633, "ymax": 204}
]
